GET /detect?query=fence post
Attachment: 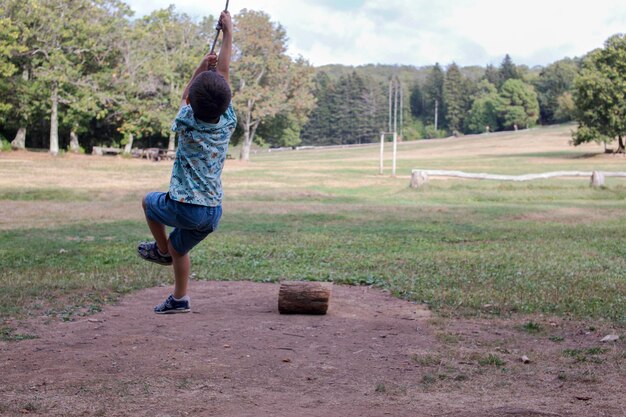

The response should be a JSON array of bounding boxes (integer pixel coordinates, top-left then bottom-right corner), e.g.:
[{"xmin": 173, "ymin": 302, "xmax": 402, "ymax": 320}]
[
  {"xmin": 392, "ymin": 132, "xmax": 398, "ymax": 177},
  {"xmin": 591, "ymin": 171, "xmax": 605, "ymax": 188},
  {"xmin": 410, "ymin": 171, "xmax": 429, "ymax": 189},
  {"xmin": 379, "ymin": 133, "xmax": 385, "ymax": 175}
]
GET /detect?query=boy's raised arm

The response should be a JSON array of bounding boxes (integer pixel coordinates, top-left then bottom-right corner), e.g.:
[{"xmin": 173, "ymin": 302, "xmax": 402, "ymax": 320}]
[
  {"xmin": 216, "ymin": 11, "xmax": 232, "ymax": 85},
  {"xmin": 180, "ymin": 53, "xmax": 217, "ymax": 107},
  {"xmin": 178, "ymin": 11, "xmax": 232, "ymax": 108}
]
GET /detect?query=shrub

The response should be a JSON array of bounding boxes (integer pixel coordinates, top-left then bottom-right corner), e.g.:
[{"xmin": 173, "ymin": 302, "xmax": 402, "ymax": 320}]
[{"xmin": 0, "ymin": 138, "xmax": 12, "ymax": 152}]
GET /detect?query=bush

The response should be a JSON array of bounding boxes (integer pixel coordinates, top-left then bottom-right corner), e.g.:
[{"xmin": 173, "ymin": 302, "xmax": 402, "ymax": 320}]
[
  {"xmin": 67, "ymin": 145, "xmax": 86, "ymax": 154},
  {"xmin": 0, "ymin": 138, "xmax": 12, "ymax": 152},
  {"xmin": 402, "ymin": 118, "xmax": 424, "ymax": 141},
  {"xmin": 423, "ymin": 124, "xmax": 448, "ymax": 139}
]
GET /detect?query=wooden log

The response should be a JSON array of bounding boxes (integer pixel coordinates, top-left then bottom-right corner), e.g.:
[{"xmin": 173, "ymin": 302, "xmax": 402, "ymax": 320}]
[
  {"xmin": 101, "ymin": 147, "xmax": 122, "ymax": 155},
  {"xmin": 143, "ymin": 148, "xmax": 161, "ymax": 162},
  {"xmin": 278, "ymin": 281, "xmax": 332, "ymax": 315}
]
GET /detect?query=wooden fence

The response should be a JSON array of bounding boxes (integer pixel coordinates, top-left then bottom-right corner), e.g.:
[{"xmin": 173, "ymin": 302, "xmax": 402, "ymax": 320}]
[{"xmin": 410, "ymin": 170, "xmax": 626, "ymax": 188}]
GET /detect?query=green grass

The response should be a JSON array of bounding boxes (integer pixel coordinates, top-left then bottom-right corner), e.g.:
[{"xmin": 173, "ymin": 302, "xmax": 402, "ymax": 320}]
[
  {"xmin": 0, "ymin": 327, "xmax": 38, "ymax": 341},
  {"xmin": 411, "ymin": 353, "xmax": 442, "ymax": 366},
  {"xmin": 477, "ymin": 354, "xmax": 506, "ymax": 367},
  {"xmin": 0, "ymin": 139, "xmax": 12, "ymax": 152},
  {"xmin": 0, "ymin": 124, "xmax": 625, "ymax": 323},
  {"xmin": 0, "ymin": 221, "xmax": 171, "ymax": 318},
  {"xmin": 519, "ymin": 321, "xmax": 543, "ymax": 333},
  {"xmin": 0, "ymin": 187, "xmax": 93, "ymax": 201},
  {"xmin": 2, "ymin": 205, "xmax": 623, "ymax": 321},
  {"xmin": 562, "ymin": 347, "xmax": 609, "ymax": 363}
]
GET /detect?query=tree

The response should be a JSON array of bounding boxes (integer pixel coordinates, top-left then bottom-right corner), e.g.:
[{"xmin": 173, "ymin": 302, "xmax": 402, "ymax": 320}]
[
  {"xmin": 0, "ymin": 17, "xmax": 26, "ymax": 125},
  {"xmin": 483, "ymin": 63, "xmax": 500, "ymax": 86},
  {"xmin": 2, "ymin": 0, "xmax": 48, "ymax": 150},
  {"xmin": 534, "ymin": 58, "xmax": 579, "ymax": 124},
  {"xmin": 409, "ymin": 82, "xmax": 424, "ymax": 119},
  {"xmin": 572, "ymin": 34, "xmax": 626, "ymax": 153},
  {"xmin": 136, "ymin": 7, "xmax": 209, "ymax": 152},
  {"xmin": 361, "ymin": 76, "xmax": 386, "ymax": 140},
  {"xmin": 62, "ymin": 1, "xmax": 130, "ymax": 153},
  {"xmin": 498, "ymin": 54, "xmax": 519, "ymax": 87},
  {"xmin": 33, "ymin": 1, "xmax": 89, "ymax": 154},
  {"xmin": 102, "ymin": 13, "xmax": 162, "ymax": 152},
  {"xmin": 443, "ymin": 63, "xmax": 466, "ymax": 134},
  {"xmin": 497, "ymin": 79, "xmax": 540, "ymax": 130},
  {"xmin": 466, "ymin": 80, "xmax": 499, "ymax": 134},
  {"xmin": 422, "ymin": 63, "xmax": 445, "ymax": 129},
  {"xmin": 95, "ymin": 6, "xmax": 208, "ymax": 154},
  {"xmin": 554, "ymin": 92, "xmax": 575, "ymax": 123},
  {"xmin": 301, "ymin": 72, "xmax": 335, "ymax": 145},
  {"xmin": 256, "ymin": 57, "xmax": 316, "ymax": 148},
  {"xmin": 256, "ymin": 114, "xmax": 301, "ymax": 148},
  {"xmin": 8, "ymin": 0, "xmax": 128, "ymax": 155},
  {"xmin": 62, "ymin": 91, "xmax": 98, "ymax": 153},
  {"xmin": 278, "ymin": 57, "xmax": 316, "ymax": 145},
  {"xmin": 232, "ymin": 9, "xmax": 314, "ymax": 160},
  {"xmin": 302, "ymin": 70, "xmax": 385, "ymax": 146},
  {"xmin": 333, "ymin": 71, "xmax": 368, "ymax": 144}
]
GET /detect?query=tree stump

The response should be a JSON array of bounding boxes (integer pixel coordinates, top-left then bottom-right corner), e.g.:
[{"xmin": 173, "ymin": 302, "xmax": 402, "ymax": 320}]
[
  {"xmin": 278, "ymin": 281, "xmax": 333, "ymax": 315},
  {"xmin": 410, "ymin": 171, "xmax": 429, "ymax": 189},
  {"xmin": 590, "ymin": 171, "xmax": 605, "ymax": 188}
]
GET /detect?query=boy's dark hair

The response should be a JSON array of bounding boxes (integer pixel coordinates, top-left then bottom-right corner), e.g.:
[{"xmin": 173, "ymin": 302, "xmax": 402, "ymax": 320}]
[{"xmin": 188, "ymin": 71, "xmax": 232, "ymax": 123}]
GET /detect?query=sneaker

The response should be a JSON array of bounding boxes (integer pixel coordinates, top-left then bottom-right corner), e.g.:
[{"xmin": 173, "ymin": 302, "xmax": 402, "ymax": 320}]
[
  {"xmin": 138, "ymin": 241, "xmax": 172, "ymax": 266},
  {"xmin": 154, "ymin": 294, "xmax": 191, "ymax": 314}
]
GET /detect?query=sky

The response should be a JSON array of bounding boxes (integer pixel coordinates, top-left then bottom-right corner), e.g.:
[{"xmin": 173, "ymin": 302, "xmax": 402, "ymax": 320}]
[{"xmin": 125, "ymin": 0, "xmax": 626, "ymax": 68}]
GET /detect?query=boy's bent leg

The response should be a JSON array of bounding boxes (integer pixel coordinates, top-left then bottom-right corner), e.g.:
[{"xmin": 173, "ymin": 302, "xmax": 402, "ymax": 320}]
[
  {"xmin": 139, "ymin": 192, "xmax": 174, "ymax": 266},
  {"xmin": 142, "ymin": 194, "xmax": 169, "ymax": 254}
]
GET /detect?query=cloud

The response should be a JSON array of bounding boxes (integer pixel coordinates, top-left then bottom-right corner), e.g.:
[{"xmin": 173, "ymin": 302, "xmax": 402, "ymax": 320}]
[
  {"xmin": 440, "ymin": 0, "xmax": 626, "ymax": 64},
  {"xmin": 124, "ymin": 0, "xmax": 626, "ymax": 67}
]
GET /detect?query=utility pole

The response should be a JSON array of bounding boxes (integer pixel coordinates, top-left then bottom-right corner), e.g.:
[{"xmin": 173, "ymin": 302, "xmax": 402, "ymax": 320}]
[
  {"xmin": 393, "ymin": 77, "xmax": 399, "ymax": 135},
  {"xmin": 434, "ymin": 99, "xmax": 439, "ymax": 131},
  {"xmin": 399, "ymin": 82, "xmax": 403, "ymax": 139},
  {"xmin": 392, "ymin": 76, "xmax": 399, "ymax": 177},
  {"xmin": 383, "ymin": 76, "xmax": 402, "ymax": 177},
  {"xmin": 392, "ymin": 131, "xmax": 398, "ymax": 177},
  {"xmin": 379, "ymin": 132, "xmax": 385, "ymax": 175},
  {"xmin": 388, "ymin": 79, "xmax": 393, "ymax": 133}
]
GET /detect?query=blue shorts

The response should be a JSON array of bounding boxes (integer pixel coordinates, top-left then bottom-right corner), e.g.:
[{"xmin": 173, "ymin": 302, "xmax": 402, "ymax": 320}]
[{"xmin": 143, "ymin": 192, "xmax": 222, "ymax": 255}]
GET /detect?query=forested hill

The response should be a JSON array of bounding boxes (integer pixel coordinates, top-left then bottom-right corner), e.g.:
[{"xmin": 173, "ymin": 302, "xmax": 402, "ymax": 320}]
[
  {"xmin": 296, "ymin": 58, "xmax": 568, "ymax": 147},
  {"xmin": 316, "ymin": 63, "xmax": 523, "ymax": 85}
]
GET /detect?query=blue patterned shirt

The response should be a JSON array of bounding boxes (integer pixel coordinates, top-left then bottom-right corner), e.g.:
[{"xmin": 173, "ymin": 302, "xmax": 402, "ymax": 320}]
[{"xmin": 169, "ymin": 103, "xmax": 237, "ymax": 206}]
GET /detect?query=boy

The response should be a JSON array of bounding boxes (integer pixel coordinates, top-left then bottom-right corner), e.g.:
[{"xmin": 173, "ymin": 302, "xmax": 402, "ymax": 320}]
[{"xmin": 138, "ymin": 11, "xmax": 236, "ymax": 314}]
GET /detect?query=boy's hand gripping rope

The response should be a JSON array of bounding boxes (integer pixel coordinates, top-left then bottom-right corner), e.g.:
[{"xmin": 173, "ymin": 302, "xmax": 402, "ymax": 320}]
[{"xmin": 208, "ymin": 0, "xmax": 230, "ymax": 71}]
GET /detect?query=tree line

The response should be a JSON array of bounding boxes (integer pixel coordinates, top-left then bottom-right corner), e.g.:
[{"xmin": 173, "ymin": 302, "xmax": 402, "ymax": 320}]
[
  {"xmin": 0, "ymin": 0, "xmax": 314, "ymax": 160},
  {"xmin": 303, "ymin": 55, "xmax": 575, "ymax": 145},
  {"xmin": 1, "ymin": 1, "xmax": 624, "ymax": 159}
]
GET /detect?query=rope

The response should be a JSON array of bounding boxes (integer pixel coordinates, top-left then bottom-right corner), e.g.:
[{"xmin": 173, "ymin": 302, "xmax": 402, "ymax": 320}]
[{"xmin": 209, "ymin": 0, "xmax": 230, "ymax": 58}]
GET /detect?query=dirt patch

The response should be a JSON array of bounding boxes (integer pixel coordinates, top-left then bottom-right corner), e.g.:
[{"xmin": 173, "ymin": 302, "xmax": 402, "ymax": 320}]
[{"xmin": 1, "ymin": 282, "xmax": 623, "ymax": 416}]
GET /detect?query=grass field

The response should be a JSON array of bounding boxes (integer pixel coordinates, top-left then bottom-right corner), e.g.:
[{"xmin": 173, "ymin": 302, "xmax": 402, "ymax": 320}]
[{"xmin": 0, "ymin": 124, "xmax": 625, "ymax": 323}]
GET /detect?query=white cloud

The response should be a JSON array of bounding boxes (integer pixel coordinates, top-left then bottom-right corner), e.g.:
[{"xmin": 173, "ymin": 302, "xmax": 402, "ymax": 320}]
[
  {"xmin": 125, "ymin": 0, "xmax": 626, "ymax": 67},
  {"xmin": 442, "ymin": 0, "xmax": 626, "ymax": 64}
]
